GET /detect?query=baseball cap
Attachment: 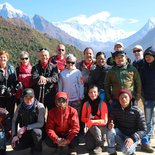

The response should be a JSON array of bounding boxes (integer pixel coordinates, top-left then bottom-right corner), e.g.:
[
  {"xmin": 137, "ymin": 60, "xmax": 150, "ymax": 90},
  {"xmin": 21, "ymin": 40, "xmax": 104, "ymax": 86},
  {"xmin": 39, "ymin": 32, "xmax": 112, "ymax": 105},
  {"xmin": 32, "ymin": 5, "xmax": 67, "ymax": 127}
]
[
  {"xmin": 23, "ymin": 88, "xmax": 35, "ymax": 97},
  {"xmin": 112, "ymin": 51, "xmax": 126, "ymax": 58},
  {"xmin": 114, "ymin": 42, "xmax": 124, "ymax": 48},
  {"xmin": 133, "ymin": 45, "xmax": 143, "ymax": 51}
]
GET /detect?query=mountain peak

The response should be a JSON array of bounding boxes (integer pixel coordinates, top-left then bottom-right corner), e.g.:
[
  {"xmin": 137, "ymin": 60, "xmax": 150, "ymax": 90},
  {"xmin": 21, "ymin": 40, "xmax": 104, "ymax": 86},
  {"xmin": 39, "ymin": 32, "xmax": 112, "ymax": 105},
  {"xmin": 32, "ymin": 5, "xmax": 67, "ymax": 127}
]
[{"xmin": 0, "ymin": 2, "xmax": 24, "ymax": 17}]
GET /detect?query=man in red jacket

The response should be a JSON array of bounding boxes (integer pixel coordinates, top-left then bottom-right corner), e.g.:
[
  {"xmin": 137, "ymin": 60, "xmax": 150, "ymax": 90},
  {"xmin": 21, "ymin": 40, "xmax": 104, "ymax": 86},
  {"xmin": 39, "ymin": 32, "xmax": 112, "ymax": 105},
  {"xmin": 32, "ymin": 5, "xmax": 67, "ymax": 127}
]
[{"xmin": 45, "ymin": 92, "xmax": 80, "ymax": 155}]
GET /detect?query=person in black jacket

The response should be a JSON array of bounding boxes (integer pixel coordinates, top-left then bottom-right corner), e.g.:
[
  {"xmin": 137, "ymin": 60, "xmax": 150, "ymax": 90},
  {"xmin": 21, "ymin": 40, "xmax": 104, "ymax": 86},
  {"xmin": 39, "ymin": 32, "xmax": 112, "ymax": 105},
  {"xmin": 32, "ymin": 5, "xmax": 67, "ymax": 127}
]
[
  {"xmin": 11, "ymin": 88, "xmax": 45, "ymax": 155},
  {"xmin": 140, "ymin": 47, "xmax": 155, "ymax": 153},
  {"xmin": 89, "ymin": 51, "xmax": 110, "ymax": 91},
  {"xmin": 32, "ymin": 48, "xmax": 59, "ymax": 110},
  {"xmin": 107, "ymin": 89, "xmax": 147, "ymax": 155},
  {"xmin": 0, "ymin": 50, "xmax": 17, "ymax": 120}
]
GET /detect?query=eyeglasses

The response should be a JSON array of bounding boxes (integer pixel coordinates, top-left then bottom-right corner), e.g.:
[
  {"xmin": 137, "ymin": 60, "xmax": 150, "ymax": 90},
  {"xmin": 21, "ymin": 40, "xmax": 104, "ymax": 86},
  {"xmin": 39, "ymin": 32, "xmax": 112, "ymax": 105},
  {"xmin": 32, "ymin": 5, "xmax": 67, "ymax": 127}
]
[
  {"xmin": 58, "ymin": 49, "xmax": 65, "ymax": 52},
  {"xmin": 133, "ymin": 50, "xmax": 142, "ymax": 53},
  {"xmin": 66, "ymin": 61, "xmax": 75, "ymax": 64},
  {"xmin": 21, "ymin": 57, "xmax": 29, "ymax": 60}
]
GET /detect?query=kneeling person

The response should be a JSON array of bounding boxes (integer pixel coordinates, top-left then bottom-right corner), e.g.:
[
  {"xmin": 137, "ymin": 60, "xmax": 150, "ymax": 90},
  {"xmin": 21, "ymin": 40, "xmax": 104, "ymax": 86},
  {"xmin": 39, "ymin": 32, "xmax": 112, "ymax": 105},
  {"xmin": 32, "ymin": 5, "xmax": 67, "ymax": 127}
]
[{"xmin": 11, "ymin": 88, "xmax": 45, "ymax": 155}]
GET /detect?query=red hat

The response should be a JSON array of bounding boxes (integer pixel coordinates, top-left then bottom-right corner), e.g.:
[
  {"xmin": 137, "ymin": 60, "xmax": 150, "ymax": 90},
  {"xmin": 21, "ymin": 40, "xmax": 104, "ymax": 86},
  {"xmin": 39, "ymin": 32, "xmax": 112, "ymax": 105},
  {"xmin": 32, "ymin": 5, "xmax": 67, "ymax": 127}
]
[
  {"xmin": 119, "ymin": 89, "xmax": 132, "ymax": 100},
  {"xmin": 55, "ymin": 92, "xmax": 69, "ymax": 107}
]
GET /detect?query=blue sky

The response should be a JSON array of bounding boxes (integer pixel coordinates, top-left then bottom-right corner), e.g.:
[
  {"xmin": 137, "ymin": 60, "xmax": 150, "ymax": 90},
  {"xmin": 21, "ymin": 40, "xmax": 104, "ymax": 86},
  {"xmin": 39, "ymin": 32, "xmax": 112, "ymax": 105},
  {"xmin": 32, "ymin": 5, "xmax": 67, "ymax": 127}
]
[{"xmin": 1, "ymin": 0, "xmax": 155, "ymax": 32}]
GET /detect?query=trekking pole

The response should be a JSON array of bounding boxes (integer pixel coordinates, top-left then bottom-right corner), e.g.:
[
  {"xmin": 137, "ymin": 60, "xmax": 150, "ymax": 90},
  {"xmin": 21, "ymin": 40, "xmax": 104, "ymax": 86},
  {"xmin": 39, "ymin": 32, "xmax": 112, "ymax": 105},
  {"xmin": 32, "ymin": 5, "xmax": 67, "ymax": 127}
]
[
  {"xmin": 41, "ymin": 85, "xmax": 45, "ymax": 104},
  {"xmin": 38, "ymin": 85, "xmax": 43, "ymax": 102}
]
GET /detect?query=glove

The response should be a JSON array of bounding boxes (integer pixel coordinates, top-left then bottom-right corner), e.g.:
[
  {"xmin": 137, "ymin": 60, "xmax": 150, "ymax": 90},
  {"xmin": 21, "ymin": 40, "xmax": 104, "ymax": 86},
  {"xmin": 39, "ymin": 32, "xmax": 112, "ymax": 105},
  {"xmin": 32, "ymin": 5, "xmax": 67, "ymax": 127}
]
[
  {"xmin": 11, "ymin": 136, "xmax": 19, "ymax": 148},
  {"xmin": 17, "ymin": 126, "xmax": 27, "ymax": 138}
]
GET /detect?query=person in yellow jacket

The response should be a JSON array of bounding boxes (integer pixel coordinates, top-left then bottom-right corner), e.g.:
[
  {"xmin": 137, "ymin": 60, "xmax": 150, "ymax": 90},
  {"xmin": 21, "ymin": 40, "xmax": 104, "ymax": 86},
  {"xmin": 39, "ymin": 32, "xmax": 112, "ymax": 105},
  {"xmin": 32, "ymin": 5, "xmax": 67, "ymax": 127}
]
[{"xmin": 81, "ymin": 85, "xmax": 108, "ymax": 154}]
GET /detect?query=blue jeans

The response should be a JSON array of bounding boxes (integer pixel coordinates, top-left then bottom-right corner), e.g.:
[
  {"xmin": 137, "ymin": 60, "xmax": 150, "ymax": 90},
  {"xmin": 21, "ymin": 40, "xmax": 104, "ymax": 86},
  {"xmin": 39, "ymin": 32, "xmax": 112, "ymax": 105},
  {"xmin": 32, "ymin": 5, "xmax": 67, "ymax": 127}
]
[
  {"xmin": 141, "ymin": 100, "xmax": 155, "ymax": 144},
  {"xmin": 107, "ymin": 128, "xmax": 138, "ymax": 155}
]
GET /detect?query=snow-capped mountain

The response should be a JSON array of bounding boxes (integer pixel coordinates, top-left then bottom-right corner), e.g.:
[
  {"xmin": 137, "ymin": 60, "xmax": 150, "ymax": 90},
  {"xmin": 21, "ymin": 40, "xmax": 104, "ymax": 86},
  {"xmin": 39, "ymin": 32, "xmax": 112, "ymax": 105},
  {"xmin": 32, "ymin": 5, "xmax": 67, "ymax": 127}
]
[
  {"xmin": 32, "ymin": 14, "xmax": 86, "ymax": 50},
  {"xmin": 0, "ymin": 2, "xmax": 33, "ymax": 27},
  {"xmin": 120, "ymin": 17, "xmax": 155, "ymax": 47},
  {"xmin": 1, "ymin": 2, "xmax": 155, "ymax": 52},
  {"xmin": 53, "ymin": 12, "xmax": 134, "ymax": 43}
]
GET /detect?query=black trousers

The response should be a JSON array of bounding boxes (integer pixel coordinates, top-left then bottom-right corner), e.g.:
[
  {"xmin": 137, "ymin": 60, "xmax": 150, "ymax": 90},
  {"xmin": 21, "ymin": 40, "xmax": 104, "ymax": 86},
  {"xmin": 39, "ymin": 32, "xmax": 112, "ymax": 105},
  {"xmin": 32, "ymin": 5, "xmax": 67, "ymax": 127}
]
[
  {"xmin": 45, "ymin": 134, "xmax": 78, "ymax": 149},
  {"xmin": 13, "ymin": 129, "xmax": 42, "ymax": 152}
]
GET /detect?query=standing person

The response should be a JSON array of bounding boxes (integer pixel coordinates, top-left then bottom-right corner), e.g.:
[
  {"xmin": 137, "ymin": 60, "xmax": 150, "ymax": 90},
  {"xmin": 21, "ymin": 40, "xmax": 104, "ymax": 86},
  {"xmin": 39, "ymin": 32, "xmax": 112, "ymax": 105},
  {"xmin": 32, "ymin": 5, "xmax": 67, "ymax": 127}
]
[
  {"xmin": 132, "ymin": 45, "xmax": 144, "ymax": 72},
  {"xmin": 81, "ymin": 85, "xmax": 108, "ymax": 154},
  {"xmin": 0, "ymin": 50, "xmax": 17, "ymax": 119},
  {"xmin": 104, "ymin": 50, "xmax": 141, "ymax": 109},
  {"xmin": 76, "ymin": 47, "xmax": 96, "ymax": 100},
  {"xmin": 89, "ymin": 51, "xmax": 110, "ymax": 91},
  {"xmin": 11, "ymin": 88, "xmax": 45, "ymax": 155},
  {"xmin": 139, "ymin": 47, "xmax": 155, "ymax": 153},
  {"xmin": 16, "ymin": 51, "xmax": 32, "ymax": 105},
  {"xmin": 50, "ymin": 44, "xmax": 66, "ymax": 72},
  {"xmin": 58, "ymin": 54, "xmax": 84, "ymax": 116},
  {"xmin": 107, "ymin": 89, "xmax": 147, "ymax": 155},
  {"xmin": 107, "ymin": 42, "xmax": 124, "ymax": 66},
  {"xmin": 32, "ymin": 48, "xmax": 59, "ymax": 110},
  {"xmin": 45, "ymin": 92, "xmax": 80, "ymax": 155}
]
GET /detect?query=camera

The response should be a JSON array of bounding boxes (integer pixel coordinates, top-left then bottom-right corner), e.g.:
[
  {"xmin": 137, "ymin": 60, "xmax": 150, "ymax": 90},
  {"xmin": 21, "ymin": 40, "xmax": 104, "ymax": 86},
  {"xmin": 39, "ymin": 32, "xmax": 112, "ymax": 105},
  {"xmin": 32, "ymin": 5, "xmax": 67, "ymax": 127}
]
[
  {"xmin": 15, "ymin": 82, "xmax": 23, "ymax": 91},
  {"xmin": 0, "ymin": 85, "xmax": 12, "ymax": 97},
  {"xmin": 0, "ymin": 85, "xmax": 7, "ymax": 96}
]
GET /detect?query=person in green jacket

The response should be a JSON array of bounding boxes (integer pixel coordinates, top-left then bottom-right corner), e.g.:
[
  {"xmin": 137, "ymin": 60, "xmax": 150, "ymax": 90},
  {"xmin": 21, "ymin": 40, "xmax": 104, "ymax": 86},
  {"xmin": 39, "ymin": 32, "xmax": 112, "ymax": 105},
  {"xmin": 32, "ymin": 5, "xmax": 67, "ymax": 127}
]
[{"xmin": 104, "ymin": 51, "xmax": 141, "ymax": 109}]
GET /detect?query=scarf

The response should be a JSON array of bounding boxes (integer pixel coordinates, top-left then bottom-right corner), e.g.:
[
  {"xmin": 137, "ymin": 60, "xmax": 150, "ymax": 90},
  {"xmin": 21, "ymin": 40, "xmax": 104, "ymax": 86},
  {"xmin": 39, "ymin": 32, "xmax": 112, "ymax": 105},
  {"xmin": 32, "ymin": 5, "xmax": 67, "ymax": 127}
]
[
  {"xmin": 56, "ymin": 56, "xmax": 66, "ymax": 71},
  {"xmin": 23, "ymin": 101, "xmax": 35, "ymax": 110},
  {"xmin": 84, "ymin": 61, "xmax": 93, "ymax": 70},
  {"xmin": 19, "ymin": 63, "xmax": 32, "ymax": 74},
  {"xmin": 40, "ymin": 62, "xmax": 48, "ymax": 69},
  {"xmin": 89, "ymin": 97, "xmax": 100, "ymax": 116}
]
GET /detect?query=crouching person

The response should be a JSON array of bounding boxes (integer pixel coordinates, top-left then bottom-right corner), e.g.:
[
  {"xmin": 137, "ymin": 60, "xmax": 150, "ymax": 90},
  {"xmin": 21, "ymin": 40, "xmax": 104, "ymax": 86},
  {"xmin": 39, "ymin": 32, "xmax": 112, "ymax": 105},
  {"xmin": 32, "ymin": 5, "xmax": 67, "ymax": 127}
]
[
  {"xmin": 107, "ymin": 89, "xmax": 147, "ymax": 155},
  {"xmin": 45, "ymin": 92, "xmax": 80, "ymax": 155},
  {"xmin": 0, "ymin": 108, "xmax": 11, "ymax": 155},
  {"xmin": 11, "ymin": 88, "xmax": 45, "ymax": 155},
  {"xmin": 81, "ymin": 85, "xmax": 108, "ymax": 154}
]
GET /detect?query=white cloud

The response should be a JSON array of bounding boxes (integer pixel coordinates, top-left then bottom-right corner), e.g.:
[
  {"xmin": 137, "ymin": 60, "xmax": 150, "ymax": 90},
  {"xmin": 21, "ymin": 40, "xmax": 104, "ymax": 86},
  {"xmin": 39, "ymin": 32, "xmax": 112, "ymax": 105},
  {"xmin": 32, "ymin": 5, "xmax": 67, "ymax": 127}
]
[
  {"xmin": 128, "ymin": 18, "xmax": 139, "ymax": 24},
  {"xmin": 109, "ymin": 17, "xmax": 126, "ymax": 26},
  {"xmin": 65, "ymin": 11, "xmax": 138, "ymax": 27},
  {"xmin": 66, "ymin": 11, "xmax": 110, "ymax": 25}
]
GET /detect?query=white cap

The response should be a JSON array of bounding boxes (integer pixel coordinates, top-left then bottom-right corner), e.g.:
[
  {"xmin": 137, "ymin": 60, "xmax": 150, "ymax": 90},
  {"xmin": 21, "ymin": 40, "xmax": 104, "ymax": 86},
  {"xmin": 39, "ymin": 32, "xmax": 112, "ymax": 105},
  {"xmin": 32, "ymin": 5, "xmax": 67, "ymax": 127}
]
[
  {"xmin": 114, "ymin": 42, "xmax": 124, "ymax": 48},
  {"xmin": 133, "ymin": 45, "xmax": 143, "ymax": 51}
]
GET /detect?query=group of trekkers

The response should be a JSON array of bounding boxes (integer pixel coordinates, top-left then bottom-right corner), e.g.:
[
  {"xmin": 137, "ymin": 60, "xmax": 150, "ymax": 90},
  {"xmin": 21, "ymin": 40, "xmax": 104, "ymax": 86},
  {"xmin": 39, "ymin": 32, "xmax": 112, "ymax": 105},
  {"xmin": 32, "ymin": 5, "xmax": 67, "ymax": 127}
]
[{"xmin": 0, "ymin": 42, "xmax": 154, "ymax": 155}]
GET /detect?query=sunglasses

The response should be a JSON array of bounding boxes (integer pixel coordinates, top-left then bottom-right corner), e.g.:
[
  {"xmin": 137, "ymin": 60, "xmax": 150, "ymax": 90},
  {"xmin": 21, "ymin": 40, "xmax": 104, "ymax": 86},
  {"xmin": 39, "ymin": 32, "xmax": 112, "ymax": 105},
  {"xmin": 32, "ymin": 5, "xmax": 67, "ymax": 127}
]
[
  {"xmin": 21, "ymin": 57, "xmax": 29, "ymax": 60},
  {"xmin": 39, "ymin": 48, "xmax": 48, "ymax": 52},
  {"xmin": 66, "ymin": 61, "xmax": 75, "ymax": 64},
  {"xmin": 57, "ymin": 98, "xmax": 67, "ymax": 103},
  {"xmin": 58, "ymin": 49, "xmax": 65, "ymax": 52},
  {"xmin": 133, "ymin": 50, "xmax": 142, "ymax": 53}
]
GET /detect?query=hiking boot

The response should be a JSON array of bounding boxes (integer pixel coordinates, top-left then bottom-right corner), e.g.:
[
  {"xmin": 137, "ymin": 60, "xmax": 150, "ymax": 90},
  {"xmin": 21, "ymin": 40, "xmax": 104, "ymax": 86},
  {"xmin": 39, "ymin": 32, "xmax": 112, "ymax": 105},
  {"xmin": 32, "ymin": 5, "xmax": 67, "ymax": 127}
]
[
  {"xmin": 109, "ymin": 152, "xmax": 117, "ymax": 155},
  {"xmin": 93, "ymin": 146, "xmax": 102, "ymax": 154},
  {"xmin": 130, "ymin": 153, "xmax": 136, "ymax": 155},
  {"xmin": 141, "ymin": 144, "xmax": 154, "ymax": 153},
  {"xmin": 70, "ymin": 151, "xmax": 77, "ymax": 155}
]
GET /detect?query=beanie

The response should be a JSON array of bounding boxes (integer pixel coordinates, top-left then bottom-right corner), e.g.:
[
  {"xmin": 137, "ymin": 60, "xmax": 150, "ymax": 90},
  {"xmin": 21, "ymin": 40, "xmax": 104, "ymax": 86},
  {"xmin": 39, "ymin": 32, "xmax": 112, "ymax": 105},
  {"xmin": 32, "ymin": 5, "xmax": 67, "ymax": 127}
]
[
  {"xmin": 144, "ymin": 46, "xmax": 155, "ymax": 57},
  {"xmin": 119, "ymin": 89, "xmax": 132, "ymax": 100}
]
